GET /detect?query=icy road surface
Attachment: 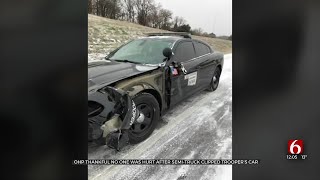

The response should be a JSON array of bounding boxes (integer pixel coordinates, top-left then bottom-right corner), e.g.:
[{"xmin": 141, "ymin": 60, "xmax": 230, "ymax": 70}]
[{"xmin": 88, "ymin": 54, "xmax": 232, "ymax": 180}]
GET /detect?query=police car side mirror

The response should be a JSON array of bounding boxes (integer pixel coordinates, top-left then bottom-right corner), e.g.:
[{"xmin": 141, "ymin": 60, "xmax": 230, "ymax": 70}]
[{"xmin": 163, "ymin": 48, "xmax": 173, "ymax": 59}]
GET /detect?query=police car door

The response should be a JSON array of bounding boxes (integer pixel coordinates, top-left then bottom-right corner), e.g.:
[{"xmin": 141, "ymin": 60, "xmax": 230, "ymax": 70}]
[{"xmin": 168, "ymin": 40, "xmax": 199, "ymax": 106}]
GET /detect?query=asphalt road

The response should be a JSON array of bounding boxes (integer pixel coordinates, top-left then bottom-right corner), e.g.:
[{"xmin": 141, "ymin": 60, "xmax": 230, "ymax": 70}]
[{"xmin": 88, "ymin": 54, "xmax": 232, "ymax": 180}]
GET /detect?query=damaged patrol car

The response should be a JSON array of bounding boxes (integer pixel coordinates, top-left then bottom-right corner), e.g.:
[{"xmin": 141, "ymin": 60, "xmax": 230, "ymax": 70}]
[{"xmin": 88, "ymin": 33, "xmax": 224, "ymax": 150}]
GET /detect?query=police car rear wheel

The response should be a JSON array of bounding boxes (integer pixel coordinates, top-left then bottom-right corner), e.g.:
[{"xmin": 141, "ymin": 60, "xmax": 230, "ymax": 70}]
[{"xmin": 208, "ymin": 67, "xmax": 221, "ymax": 91}]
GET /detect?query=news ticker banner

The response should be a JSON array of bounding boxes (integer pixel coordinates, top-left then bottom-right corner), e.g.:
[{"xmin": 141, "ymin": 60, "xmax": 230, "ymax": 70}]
[
  {"xmin": 74, "ymin": 139, "xmax": 306, "ymax": 165},
  {"xmin": 73, "ymin": 159, "xmax": 260, "ymax": 165}
]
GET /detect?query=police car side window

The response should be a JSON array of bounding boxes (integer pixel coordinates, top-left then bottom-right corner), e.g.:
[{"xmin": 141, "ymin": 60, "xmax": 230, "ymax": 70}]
[
  {"xmin": 194, "ymin": 42, "xmax": 211, "ymax": 57},
  {"xmin": 174, "ymin": 41, "xmax": 196, "ymax": 62}
]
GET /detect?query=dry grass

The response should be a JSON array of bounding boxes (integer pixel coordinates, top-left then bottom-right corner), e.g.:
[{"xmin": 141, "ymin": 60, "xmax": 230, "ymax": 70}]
[{"xmin": 88, "ymin": 14, "xmax": 232, "ymax": 60}]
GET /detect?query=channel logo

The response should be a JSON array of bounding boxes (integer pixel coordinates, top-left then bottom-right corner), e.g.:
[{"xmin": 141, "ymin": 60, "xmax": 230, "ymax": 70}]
[
  {"xmin": 288, "ymin": 140, "xmax": 303, "ymax": 154},
  {"xmin": 286, "ymin": 139, "xmax": 307, "ymax": 160}
]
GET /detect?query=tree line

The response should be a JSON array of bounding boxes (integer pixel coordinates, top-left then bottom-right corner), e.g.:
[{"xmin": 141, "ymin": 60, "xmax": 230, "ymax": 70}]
[{"xmin": 88, "ymin": 0, "xmax": 218, "ymax": 38}]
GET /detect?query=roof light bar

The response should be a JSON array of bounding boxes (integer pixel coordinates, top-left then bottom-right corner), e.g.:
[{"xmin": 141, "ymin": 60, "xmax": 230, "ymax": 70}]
[{"xmin": 146, "ymin": 32, "xmax": 192, "ymax": 39}]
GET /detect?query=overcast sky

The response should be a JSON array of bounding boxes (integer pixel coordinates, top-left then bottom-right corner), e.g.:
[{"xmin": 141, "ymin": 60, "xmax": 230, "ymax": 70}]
[{"xmin": 154, "ymin": 0, "xmax": 232, "ymax": 36}]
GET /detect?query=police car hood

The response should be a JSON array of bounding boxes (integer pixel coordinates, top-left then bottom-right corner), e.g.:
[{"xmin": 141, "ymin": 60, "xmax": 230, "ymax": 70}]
[{"xmin": 88, "ymin": 60, "xmax": 158, "ymax": 91}]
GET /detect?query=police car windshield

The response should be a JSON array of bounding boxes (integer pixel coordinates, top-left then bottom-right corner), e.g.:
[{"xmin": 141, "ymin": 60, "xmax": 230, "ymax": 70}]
[{"xmin": 108, "ymin": 38, "xmax": 175, "ymax": 64}]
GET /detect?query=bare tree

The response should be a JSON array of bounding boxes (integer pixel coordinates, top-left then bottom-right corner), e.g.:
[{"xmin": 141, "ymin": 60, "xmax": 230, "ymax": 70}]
[
  {"xmin": 117, "ymin": 0, "xmax": 126, "ymax": 20},
  {"xmin": 95, "ymin": 0, "xmax": 108, "ymax": 17},
  {"xmin": 135, "ymin": 0, "xmax": 155, "ymax": 26},
  {"xmin": 191, "ymin": 28, "xmax": 204, "ymax": 35},
  {"xmin": 93, "ymin": 0, "xmax": 121, "ymax": 19},
  {"xmin": 88, "ymin": 0, "xmax": 93, "ymax": 14},
  {"xmin": 108, "ymin": 0, "xmax": 121, "ymax": 19},
  {"xmin": 135, "ymin": 0, "xmax": 144, "ymax": 25},
  {"xmin": 90, "ymin": 0, "xmax": 180, "ymax": 32},
  {"xmin": 149, "ymin": 3, "xmax": 162, "ymax": 28},
  {"xmin": 173, "ymin": 16, "xmax": 186, "ymax": 27},
  {"xmin": 173, "ymin": 16, "xmax": 179, "ymax": 30},
  {"xmin": 159, "ymin": 9, "xmax": 172, "ymax": 30},
  {"xmin": 123, "ymin": 0, "xmax": 135, "ymax": 22},
  {"xmin": 177, "ymin": 17, "xmax": 186, "ymax": 27}
]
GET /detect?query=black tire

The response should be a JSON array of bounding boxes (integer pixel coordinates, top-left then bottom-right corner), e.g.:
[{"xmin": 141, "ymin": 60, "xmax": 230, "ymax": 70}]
[
  {"xmin": 208, "ymin": 67, "xmax": 221, "ymax": 91},
  {"xmin": 128, "ymin": 93, "xmax": 160, "ymax": 144}
]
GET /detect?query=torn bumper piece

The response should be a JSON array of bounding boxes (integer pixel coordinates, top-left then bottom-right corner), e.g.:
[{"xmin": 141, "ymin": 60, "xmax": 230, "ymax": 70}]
[
  {"xmin": 106, "ymin": 130, "xmax": 130, "ymax": 151},
  {"xmin": 103, "ymin": 94, "xmax": 138, "ymax": 151},
  {"xmin": 102, "ymin": 94, "xmax": 138, "ymax": 150},
  {"xmin": 88, "ymin": 86, "xmax": 138, "ymax": 150}
]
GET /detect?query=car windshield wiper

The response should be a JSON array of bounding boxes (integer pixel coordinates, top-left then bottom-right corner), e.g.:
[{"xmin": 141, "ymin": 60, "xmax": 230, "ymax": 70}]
[{"xmin": 113, "ymin": 59, "xmax": 141, "ymax": 64}]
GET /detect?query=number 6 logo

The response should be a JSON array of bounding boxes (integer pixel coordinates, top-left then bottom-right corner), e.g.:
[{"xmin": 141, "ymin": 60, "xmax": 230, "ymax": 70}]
[{"xmin": 288, "ymin": 140, "xmax": 304, "ymax": 154}]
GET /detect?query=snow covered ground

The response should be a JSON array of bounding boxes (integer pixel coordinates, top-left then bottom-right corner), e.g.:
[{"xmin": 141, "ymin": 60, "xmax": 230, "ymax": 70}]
[{"xmin": 88, "ymin": 54, "xmax": 232, "ymax": 180}]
